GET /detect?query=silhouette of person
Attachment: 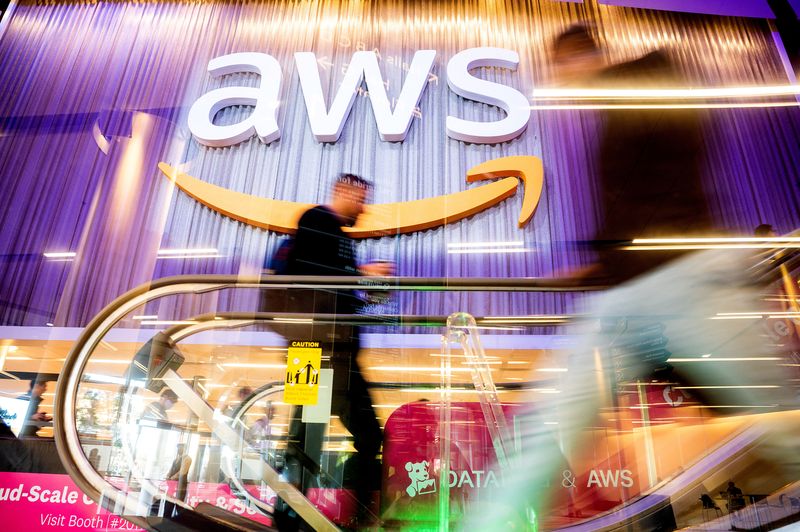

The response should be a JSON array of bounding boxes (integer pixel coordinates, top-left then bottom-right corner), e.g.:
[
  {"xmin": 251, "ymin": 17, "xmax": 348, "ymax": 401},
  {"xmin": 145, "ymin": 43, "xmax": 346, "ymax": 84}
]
[
  {"xmin": 167, "ymin": 443, "xmax": 192, "ymax": 503},
  {"xmin": 726, "ymin": 481, "xmax": 745, "ymax": 512},
  {"xmin": 463, "ymin": 24, "xmax": 792, "ymax": 530},
  {"xmin": 18, "ymin": 377, "xmax": 51, "ymax": 438},
  {"xmin": 276, "ymin": 173, "xmax": 392, "ymax": 530},
  {"xmin": 141, "ymin": 389, "xmax": 178, "ymax": 424}
]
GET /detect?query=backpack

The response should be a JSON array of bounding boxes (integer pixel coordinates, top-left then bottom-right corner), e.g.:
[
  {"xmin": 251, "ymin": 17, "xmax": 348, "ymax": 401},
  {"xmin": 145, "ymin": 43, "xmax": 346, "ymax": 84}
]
[{"xmin": 264, "ymin": 237, "xmax": 294, "ymax": 275}]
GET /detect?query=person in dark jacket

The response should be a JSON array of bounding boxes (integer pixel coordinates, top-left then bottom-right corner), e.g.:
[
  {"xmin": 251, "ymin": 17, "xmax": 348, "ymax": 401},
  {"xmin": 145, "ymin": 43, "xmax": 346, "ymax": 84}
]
[
  {"xmin": 275, "ymin": 173, "xmax": 392, "ymax": 530},
  {"xmin": 553, "ymin": 23, "xmax": 713, "ymax": 283},
  {"xmin": 464, "ymin": 25, "xmax": 791, "ymax": 530},
  {"xmin": 18, "ymin": 377, "xmax": 51, "ymax": 438}
]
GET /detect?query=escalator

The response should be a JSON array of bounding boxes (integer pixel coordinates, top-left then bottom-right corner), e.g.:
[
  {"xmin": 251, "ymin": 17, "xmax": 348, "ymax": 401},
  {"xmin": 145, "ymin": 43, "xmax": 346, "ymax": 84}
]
[{"xmin": 51, "ymin": 274, "xmax": 799, "ymax": 531}]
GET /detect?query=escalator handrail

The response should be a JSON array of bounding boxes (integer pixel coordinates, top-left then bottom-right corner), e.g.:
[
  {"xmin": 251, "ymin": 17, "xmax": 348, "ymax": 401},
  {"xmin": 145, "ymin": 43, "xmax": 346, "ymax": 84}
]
[
  {"xmin": 555, "ymin": 422, "xmax": 765, "ymax": 531},
  {"xmin": 53, "ymin": 275, "xmax": 599, "ymax": 529}
]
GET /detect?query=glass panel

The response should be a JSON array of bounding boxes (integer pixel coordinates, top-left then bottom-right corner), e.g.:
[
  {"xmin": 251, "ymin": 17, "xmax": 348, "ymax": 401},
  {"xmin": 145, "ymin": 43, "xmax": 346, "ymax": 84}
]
[
  {"xmin": 39, "ymin": 274, "xmax": 798, "ymax": 530},
  {"xmin": 0, "ymin": 4, "xmax": 797, "ymax": 531}
]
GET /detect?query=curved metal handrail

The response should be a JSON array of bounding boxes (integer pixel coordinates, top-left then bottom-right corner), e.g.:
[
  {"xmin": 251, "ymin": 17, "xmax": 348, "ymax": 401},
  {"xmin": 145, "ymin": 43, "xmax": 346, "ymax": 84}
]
[{"xmin": 54, "ymin": 274, "xmax": 598, "ymax": 530}]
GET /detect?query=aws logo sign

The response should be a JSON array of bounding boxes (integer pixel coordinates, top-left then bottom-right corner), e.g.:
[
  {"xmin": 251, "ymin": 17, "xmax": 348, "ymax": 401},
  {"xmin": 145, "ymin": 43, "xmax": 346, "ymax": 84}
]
[
  {"xmin": 161, "ymin": 48, "xmax": 543, "ymax": 236},
  {"xmin": 187, "ymin": 48, "xmax": 531, "ymax": 146}
]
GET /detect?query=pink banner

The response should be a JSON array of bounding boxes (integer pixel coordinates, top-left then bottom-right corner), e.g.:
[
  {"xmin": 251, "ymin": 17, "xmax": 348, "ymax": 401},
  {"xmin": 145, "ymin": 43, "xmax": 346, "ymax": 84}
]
[
  {"xmin": 0, "ymin": 472, "xmax": 273, "ymax": 530},
  {"xmin": 0, "ymin": 472, "xmax": 142, "ymax": 530}
]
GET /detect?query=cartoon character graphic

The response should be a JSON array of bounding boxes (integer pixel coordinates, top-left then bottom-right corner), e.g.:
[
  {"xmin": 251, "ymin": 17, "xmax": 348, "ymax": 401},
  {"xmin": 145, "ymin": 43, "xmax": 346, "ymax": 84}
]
[{"xmin": 405, "ymin": 460, "xmax": 436, "ymax": 497}]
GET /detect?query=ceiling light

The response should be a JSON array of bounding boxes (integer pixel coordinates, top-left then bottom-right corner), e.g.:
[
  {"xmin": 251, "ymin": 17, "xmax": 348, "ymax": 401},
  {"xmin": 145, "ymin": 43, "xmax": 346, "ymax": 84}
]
[
  {"xmin": 447, "ymin": 248, "xmax": 528, "ymax": 254},
  {"xmin": 531, "ymin": 84, "xmax": 800, "ymax": 100},
  {"xmin": 666, "ymin": 357, "xmax": 781, "ymax": 362},
  {"xmin": 220, "ymin": 363, "xmax": 286, "ymax": 369},
  {"xmin": 447, "ymin": 241, "xmax": 523, "ymax": 248},
  {"xmin": 368, "ymin": 366, "xmax": 493, "ymax": 373},
  {"xmin": 157, "ymin": 248, "xmax": 218, "ymax": 255}
]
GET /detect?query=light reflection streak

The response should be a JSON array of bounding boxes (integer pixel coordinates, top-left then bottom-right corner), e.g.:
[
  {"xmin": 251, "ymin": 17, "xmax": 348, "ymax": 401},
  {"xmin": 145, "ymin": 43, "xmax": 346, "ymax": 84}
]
[{"xmin": 531, "ymin": 85, "xmax": 800, "ymax": 99}]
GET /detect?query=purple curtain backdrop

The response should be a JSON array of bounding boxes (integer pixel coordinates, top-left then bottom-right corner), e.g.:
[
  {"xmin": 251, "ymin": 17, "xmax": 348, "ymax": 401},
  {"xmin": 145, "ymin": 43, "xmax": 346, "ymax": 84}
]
[{"xmin": 0, "ymin": 1, "xmax": 798, "ymax": 327}]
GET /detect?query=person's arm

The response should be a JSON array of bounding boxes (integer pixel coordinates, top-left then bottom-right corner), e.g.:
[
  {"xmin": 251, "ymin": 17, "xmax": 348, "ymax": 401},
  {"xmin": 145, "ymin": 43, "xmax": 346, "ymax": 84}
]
[{"xmin": 179, "ymin": 455, "xmax": 192, "ymax": 477}]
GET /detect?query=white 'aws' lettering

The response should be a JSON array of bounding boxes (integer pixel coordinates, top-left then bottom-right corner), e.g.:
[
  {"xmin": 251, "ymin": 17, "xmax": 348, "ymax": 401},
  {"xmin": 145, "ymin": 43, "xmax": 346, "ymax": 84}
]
[{"xmin": 188, "ymin": 48, "xmax": 530, "ymax": 147}]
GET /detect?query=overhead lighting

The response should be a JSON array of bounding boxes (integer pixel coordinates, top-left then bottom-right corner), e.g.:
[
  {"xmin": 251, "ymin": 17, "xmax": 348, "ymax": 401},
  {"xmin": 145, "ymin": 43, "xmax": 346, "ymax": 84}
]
[
  {"xmin": 84, "ymin": 373, "xmax": 127, "ymax": 385},
  {"xmin": 156, "ymin": 248, "xmax": 220, "ymax": 259},
  {"xmin": 688, "ymin": 404, "xmax": 778, "ymax": 409},
  {"xmin": 261, "ymin": 347, "xmax": 288, "ymax": 351},
  {"xmin": 45, "ymin": 323, "xmax": 54, "ymax": 327},
  {"xmin": 530, "ymin": 102, "xmax": 800, "ymax": 111},
  {"xmin": 531, "ymin": 84, "xmax": 800, "ymax": 100},
  {"xmin": 711, "ymin": 315, "xmax": 763, "ymax": 320},
  {"xmin": 484, "ymin": 315, "xmax": 568, "ymax": 320},
  {"xmin": 132, "ymin": 315, "xmax": 158, "ymax": 320},
  {"xmin": 429, "ymin": 353, "xmax": 500, "ymax": 359},
  {"xmin": 667, "ymin": 357, "xmax": 781, "ymax": 362},
  {"xmin": 624, "ymin": 237, "xmax": 800, "ymax": 251},
  {"xmin": 717, "ymin": 311, "xmax": 800, "ymax": 316},
  {"xmin": 447, "ymin": 241, "xmax": 528, "ymax": 254},
  {"xmin": 43, "ymin": 251, "xmax": 76, "ymax": 259},
  {"xmin": 368, "ymin": 366, "xmax": 493, "ymax": 373},
  {"xmin": 448, "ymin": 241, "xmax": 524, "ymax": 249},
  {"xmin": 221, "ymin": 363, "xmax": 286, "ymax": 369},
  {"xmin": 402, "ymin": 388, "xmax": 508, "ymax": 394},
  {"xmin": 482, "ymin": 315, "xmax": 569, "ymax": 323},
  {"xmin": 273, "ymin": 318, "xmax": 313, "ymax": 323},
  {"xmin": 448, "ymin": 248, "xmax": 528, "ymax": 255},
  {"xmin": 536, "ymin": 367, "xmax": 568, "ymax": 372},
  {"xmin": 157, "ymin": 247, "xmax": 218, "ymax": 255},
  {"xmin": 674, "ymin": 385, "xmax": 780, "ymax": 389},
  {"xmin": 543, "ymin": 421, "xmax": 559, "ymax": 425},
  {"xmin": 712, "ymin": 311, "xmax": 800, "ymax": 320}
]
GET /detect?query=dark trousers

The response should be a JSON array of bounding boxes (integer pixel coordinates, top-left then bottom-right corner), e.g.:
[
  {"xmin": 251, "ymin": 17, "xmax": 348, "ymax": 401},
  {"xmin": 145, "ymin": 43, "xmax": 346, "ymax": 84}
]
[{"xmin": 284, "ymin": 339, "xmax": 382, "ymax": 521}]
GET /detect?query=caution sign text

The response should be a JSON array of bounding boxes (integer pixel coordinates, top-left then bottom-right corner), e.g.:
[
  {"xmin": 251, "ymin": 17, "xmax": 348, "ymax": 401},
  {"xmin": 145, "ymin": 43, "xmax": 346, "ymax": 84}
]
[{"xmin": 284, "ymin": 341, "xmax": 322, "ymax": 405}]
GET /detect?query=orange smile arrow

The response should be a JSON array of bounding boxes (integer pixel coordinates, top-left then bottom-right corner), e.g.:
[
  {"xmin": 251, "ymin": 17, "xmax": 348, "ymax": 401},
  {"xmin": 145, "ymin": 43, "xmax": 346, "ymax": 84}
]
[{"xmin": 158, "ymin": 155, "xmax": 543, "ymax": 238}]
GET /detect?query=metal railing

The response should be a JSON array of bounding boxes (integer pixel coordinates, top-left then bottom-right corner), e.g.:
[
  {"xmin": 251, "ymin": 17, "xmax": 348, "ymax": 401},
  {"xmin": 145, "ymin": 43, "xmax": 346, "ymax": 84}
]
[{"xmin": 53, "ymin": 275, "xmax": 600, "ymax": 531}]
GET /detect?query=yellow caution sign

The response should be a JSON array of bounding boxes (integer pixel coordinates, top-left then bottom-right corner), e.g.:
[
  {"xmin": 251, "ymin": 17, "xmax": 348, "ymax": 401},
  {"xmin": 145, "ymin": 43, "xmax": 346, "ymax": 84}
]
[{"xmin": 284, "ymin": 341, "xmax": 322, "ymax": 405}]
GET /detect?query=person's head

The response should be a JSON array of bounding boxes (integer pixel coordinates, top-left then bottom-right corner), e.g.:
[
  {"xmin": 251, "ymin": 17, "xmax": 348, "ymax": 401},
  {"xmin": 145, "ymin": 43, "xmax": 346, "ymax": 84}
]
[
  {"xmin": 29, "ymin": 378, "xmax": 48, "ymax": 398},
  {"xmin": 89, "ymin": 448, "xmax": 99, "ymax": 458},
  {"xmin": 552, "ymin": 24, "xmax": 604, "ymax": 84},
  {"xmin": 728, "ymin": 481, "xmax": 736, "ymax": 488},
  {"xmin": 754, "ymin": 224, "xmax": 775, "ymax": 237},
  {"xmin": 237, "ymin": 386, "xmax": 253, "ymax": 402},
  {"xmin": 329, "ymin": 173, "xmax": 373, "ymax": 227},
  {"xmin": 177, "ymin": 443, "xmax": 186, "ymax": 455},
  {"xmin": 160, "ymin": 389, "xmax": 178, "ymax": 409}
]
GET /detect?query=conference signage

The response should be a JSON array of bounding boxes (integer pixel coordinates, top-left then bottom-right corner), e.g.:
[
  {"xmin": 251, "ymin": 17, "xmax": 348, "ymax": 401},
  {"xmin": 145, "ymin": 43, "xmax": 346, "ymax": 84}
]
[{"xmin": 162, "ymin": 48, "xmax": 544, "ymax": 236}]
